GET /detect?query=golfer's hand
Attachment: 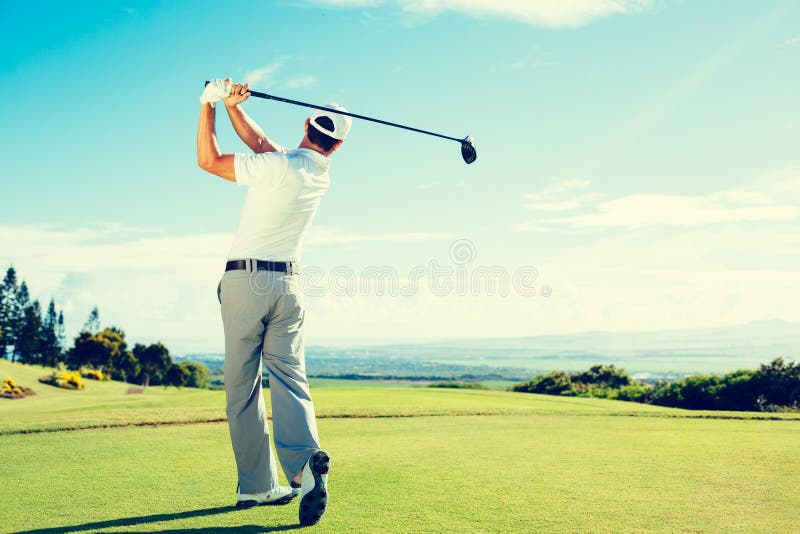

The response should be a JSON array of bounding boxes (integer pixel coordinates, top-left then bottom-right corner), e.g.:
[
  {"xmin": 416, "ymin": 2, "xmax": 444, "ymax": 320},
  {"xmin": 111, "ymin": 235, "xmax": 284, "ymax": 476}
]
[
  {"xmin": 200, "ymin": 78, "xmax": 232, "ymax": 108},
  {"xmin": 224, "ymin": 83, "xmax": 251, "ymax": 108}
]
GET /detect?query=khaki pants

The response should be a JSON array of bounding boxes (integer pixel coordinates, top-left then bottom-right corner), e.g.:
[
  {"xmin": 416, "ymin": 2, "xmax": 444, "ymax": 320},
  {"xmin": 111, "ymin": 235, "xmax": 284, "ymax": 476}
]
[{"xmin": 218, "ymin": 264, "xmax": 320, "ymax": 493}]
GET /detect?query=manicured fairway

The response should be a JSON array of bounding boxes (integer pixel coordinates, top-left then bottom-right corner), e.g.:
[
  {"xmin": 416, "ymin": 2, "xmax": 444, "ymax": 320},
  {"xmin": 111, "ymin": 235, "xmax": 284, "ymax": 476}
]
[{"xmin": 2, "ymin": 360, "xmax": 799, "ymax": 532}]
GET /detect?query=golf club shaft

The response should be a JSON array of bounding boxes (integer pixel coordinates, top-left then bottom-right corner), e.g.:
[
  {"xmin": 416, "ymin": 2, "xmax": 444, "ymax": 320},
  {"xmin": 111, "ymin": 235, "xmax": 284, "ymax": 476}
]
[{"xmin": 206, "ymin": 81, "xmax": 463, "ymax": 144}]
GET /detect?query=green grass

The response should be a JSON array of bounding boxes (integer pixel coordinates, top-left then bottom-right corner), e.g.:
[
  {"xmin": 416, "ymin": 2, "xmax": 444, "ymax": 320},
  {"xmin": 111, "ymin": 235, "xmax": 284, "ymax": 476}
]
[
  {"xmin": 2, "ymin": 359, "xmax": 800, "ymax": 532},
  {"xmin": 308, "ymin": 377, "xmax": 429, "ymax": 388}
]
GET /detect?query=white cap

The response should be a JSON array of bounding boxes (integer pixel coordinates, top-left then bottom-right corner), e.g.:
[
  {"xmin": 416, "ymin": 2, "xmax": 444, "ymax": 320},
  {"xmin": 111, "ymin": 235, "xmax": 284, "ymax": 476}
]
[{"xmin": 310, "ymin": 103, "xmax": 352, "ymax": 141}]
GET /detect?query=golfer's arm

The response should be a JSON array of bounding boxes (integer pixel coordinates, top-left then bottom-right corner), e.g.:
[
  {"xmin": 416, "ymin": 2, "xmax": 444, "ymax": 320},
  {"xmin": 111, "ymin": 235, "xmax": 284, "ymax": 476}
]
[
  {"xmin": 225, "ymin": 104, "xmax": 281, "ymax": 154},
  {"xmin": 197, "ymin": 104, "xmax": 235, "ymax": 182}
]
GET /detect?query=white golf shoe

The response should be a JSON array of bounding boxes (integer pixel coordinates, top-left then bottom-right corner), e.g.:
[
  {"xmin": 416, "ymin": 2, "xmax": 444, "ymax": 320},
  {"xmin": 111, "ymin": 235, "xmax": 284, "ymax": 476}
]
[
  {"xmin": 299, "ymin": 450, "xmax": 330, "ymax": 526},
  {"xmin": 236, "ymin": 484, "xmax": 300, "ymax": 508}
]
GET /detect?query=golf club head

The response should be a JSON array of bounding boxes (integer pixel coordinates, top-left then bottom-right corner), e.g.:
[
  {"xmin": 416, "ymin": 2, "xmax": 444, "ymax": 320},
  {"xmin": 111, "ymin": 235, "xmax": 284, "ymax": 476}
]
[{"xmin": 461, "ymin": 136, "xmax": 477, "ymax": 164}]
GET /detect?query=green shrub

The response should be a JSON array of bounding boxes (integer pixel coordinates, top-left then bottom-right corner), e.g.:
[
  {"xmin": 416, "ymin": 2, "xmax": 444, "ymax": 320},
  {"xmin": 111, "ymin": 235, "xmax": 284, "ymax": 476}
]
[
  {"xmin": 180, "ymin": 361, "xmax": 210, "ymax": 389},
  {"xmin": 512, "ymin": 358, "xmax": 800, "ymax": 413},
  {"xmin": 513, "ymin": 371, "xmax": 572, "ymax": 395},
  {"xmin": 1, "ymin": 376, "xmax": 36, "ymax": 399},
  {"xmin": 615, "ymin": 383, "xmax": 650, "ymax": 403}
]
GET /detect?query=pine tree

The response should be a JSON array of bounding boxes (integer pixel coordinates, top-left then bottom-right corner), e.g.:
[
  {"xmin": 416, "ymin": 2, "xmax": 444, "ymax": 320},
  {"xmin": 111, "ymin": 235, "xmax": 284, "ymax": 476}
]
[
  {"xmin": 10, "ymin": 281, "xmax": 31, "ymax": 362},
  {"xmin": 56, "ymin": 311, "xmax": 66, "ymax": 359},
  {"xmin": 0, "ymin": 277, "xmax": 4, "ymax": 355},
  {"xmin": 17, "ymin": 299, "xmax": 43, "ymax": 365},
  {"xmin": 83, "ymin": 306, "xmax": 100, "ymax": 334},
  {"xmin": 0, "ymin": 267, "xmax": 20, "ymax": 359},
  {"xmin": 39, "ymin": 299, "xmax": 61, "ymax": 367}
]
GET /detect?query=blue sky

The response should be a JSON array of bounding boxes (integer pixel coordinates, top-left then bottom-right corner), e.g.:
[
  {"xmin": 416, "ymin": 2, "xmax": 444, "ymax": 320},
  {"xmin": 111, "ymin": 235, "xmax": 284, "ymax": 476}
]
[{"xmin": 1, "ymin": 0, "xmax": 799, "ymax": 353}]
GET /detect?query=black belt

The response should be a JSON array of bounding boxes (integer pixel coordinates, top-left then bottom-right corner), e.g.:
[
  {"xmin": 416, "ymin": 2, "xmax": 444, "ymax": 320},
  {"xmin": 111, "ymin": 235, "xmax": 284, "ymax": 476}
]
[{"xmin": 225, "ymin": 259, "xmax": 295, "ymax": 273}]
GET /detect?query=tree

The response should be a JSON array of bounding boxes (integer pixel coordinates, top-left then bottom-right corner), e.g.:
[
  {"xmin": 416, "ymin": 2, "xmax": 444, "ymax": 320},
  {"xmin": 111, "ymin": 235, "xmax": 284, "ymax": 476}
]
[
  {"xmin": 110, "ymin": 350, "xmax": 140, "ymax": 383},
  {"xmin": 574, "ymin": 364, "xmax": 631, "ymax": 389},
  {"xmin": 164, "ymin": 363, "xmax": 190, "ymax": 389},
  {"xmin": 180, "ymin": 361, "xmax": 209, "ymax": 388},
  {"xmin": 56, "ymin": 311, "xmax": 66, "ymax": 356},
  {"xmin": 9, "ymin": 280, "xmax": 31, "ymax": 362},
  {"xmin": 16, "ymin": 299, "xmax": 43, "ymax": 365},
  {"xmin": 83, "ymin": 306, "xmax": 100, "ymax": 334},
  {"xmin": 68, "ymin": 327, "xmax": 128, "ymax": 371},
  {"xmin": 0, "ymin": 276, "xmax": 5, "ymax": 357},
  {"xmin": 0, "ymin": 267, "xmax": 20, "ymax": 358},
  {"xmin": 133, "ymin": 342, "xmax": 172, "ymax": 387},
  {"xmin": 39, "ymin": 299, "xmax": 62, "ymax": 367},
  {"xmin": 753, "ymin": 358, "xmax": 800, "ymax": 409},
  {"xmin": 715, "ymin": 369, "xmax": 759, "ymax": 411}
]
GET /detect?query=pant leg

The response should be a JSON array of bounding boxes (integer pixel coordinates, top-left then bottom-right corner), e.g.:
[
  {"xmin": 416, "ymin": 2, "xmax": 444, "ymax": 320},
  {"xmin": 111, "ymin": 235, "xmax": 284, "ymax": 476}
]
[
  {"xmin": 262, "ymin": 273, "xmax": 321, "ymax": 480},
  {"xmin": 220, "ymin": 270, "xmax": 279, "ymax": 494}
]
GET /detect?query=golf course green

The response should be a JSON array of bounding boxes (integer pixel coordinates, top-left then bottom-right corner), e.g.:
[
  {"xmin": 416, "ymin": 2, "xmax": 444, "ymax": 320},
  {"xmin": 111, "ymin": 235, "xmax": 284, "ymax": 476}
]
[{"xmin": 1, "ymin": 359, "xmax": 798, "ymax": 533}]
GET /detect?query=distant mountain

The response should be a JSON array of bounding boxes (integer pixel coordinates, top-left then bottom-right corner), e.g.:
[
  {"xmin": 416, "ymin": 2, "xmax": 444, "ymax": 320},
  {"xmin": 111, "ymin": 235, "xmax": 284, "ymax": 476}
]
[{"xmin": 425, "ymin": 319, "xmax": 800, "ymax": 357}]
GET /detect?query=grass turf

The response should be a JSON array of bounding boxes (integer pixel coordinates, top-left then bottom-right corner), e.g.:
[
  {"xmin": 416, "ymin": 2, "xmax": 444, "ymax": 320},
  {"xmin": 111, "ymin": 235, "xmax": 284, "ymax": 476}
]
[
  {"xmin": 4, "ymin": 415, "xmax": 799, "ymax": 532},
  {"xmin": 2, "ymin": 360, "xmax": 799, "ymax": 532}
]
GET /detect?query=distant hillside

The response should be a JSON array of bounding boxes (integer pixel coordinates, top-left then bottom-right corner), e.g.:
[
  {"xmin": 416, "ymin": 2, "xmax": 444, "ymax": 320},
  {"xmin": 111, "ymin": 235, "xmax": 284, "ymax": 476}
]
[{"xmin": 435, "ymin": 320, "xmax": 800, "ymax": 356}]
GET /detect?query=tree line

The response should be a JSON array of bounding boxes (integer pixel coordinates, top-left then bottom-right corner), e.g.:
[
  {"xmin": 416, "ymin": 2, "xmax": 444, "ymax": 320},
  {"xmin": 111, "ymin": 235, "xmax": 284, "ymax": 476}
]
[
  {"xmin": 0, "ymin": 266, "xmax": 65, "ymax": 366},
  {"xmin": 0, "ymin": 266, "xmax": 208, "ymax": 388},
  {"xmin": 512, "ymin": 359, "xmax": 800, "ymax": 412}
]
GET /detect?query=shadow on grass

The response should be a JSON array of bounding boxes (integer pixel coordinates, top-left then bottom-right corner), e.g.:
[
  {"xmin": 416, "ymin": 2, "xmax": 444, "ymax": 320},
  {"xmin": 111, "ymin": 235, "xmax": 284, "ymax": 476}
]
[{"xmin": 14, "ymin": 505, "xmax": 305, "ymax": 533}]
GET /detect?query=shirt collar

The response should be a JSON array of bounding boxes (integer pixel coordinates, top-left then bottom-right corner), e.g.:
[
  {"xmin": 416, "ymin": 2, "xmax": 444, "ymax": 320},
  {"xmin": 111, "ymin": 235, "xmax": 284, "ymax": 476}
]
[{"xmin": 295, "ymin": 148, "xmax": 331, "ymax": 170}]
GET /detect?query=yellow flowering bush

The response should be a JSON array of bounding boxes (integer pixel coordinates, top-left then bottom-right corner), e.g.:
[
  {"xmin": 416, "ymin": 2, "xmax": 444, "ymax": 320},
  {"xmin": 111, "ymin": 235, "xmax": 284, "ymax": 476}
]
[
  {"xmin": 39, "ymin": 369, "xmax": 84, "ymax": 390},
  {"xmin": 80, "ymin": 368, "xmax": 105, "ymax": 381},
  {"xmin": 1, "ymin": 376, "xmax": 36, "ymax": 399}
]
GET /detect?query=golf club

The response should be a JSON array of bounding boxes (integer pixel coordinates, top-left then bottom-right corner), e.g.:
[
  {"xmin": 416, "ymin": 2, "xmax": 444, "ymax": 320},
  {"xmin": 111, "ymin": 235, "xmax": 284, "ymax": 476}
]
[{"xmin": 205, "ymin": 81, "xmax": 477, "ymax": 164}]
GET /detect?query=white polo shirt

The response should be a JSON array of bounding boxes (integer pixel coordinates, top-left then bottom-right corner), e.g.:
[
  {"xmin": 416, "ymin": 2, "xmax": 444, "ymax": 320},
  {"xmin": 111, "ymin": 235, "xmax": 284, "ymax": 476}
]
[{"xmin": 228, "ymin": 147, "xmax": 331, "ymax": 263}]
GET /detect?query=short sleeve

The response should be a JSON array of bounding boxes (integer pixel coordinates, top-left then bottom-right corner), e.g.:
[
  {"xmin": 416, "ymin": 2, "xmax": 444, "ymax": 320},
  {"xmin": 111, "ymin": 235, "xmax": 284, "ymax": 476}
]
[{"xmin": 234, "ymin": 151, "xmax": 290, "ymax": 188}]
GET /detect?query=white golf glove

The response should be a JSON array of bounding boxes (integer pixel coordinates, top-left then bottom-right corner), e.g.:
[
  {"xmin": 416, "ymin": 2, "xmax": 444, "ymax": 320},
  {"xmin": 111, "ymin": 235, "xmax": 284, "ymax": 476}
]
[{"xmin": 200, "ymin": 78, "xmax": 232, "ymax": 108}]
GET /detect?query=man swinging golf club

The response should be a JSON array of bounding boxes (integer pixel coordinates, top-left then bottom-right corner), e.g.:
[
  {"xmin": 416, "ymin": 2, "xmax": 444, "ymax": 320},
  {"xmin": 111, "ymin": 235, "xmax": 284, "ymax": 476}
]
[{"xmin": 197, "ymin": 78, "xmax": 349, "ymax": 526}]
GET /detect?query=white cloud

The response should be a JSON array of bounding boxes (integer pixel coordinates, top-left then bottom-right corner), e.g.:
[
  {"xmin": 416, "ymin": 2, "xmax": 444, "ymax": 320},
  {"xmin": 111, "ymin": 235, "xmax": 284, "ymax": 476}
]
[
  {"xmin": 784, "ymin": 36, "xmax": 800, "ymax": 46},
  {"xmin": 398, "ymin": 0, "xmax": 653, "ymax": 28},
  {"xmin": 522, "ymin": 179, "xmax": 591, "ymax": 201},
  {"xmin": 520, "ymin": 171, "xmax": 800, "ymax": 229},
  {"xmin": 285, "ymin": 75, "xmax": 318, "ymax": 89},
  {"xmin": 506, "ymin": 169, "xmax": 800, "ymax": 334},
  {"xmin": 555, "ymin": 193, "xmax": 798, "ymax": 228},
  {"xmin": 243, "ymin": 62, "xmax": 318, "ymax": 91},
  {"xmin": 302, "ymin": 0, "xmax": 653, "ymax": 28},
  {"xmin": 243, "ymin": 61, "xmax": 283, "ymax": 86},
  {"xmin": 522, "ymin": 179, "xmax": 599, "ymax": 211}
]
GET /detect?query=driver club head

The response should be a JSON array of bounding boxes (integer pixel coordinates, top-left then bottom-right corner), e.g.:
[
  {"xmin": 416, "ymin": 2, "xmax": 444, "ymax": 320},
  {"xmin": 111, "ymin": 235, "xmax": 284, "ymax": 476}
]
[{"xmin": 461, "ymin": 136, "xmax": 477, "ymax": 164}]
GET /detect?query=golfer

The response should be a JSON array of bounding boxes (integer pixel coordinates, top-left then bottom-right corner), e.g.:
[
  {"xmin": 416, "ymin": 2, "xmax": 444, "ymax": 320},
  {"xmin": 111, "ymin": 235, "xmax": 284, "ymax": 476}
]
[{"xmin": 197, "ymin": 78, "xmax": 350, "ymax": 526}]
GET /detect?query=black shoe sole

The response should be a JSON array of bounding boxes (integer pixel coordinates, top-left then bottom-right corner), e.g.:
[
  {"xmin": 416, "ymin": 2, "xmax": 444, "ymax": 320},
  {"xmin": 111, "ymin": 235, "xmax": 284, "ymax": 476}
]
[
  {"xmin": 299, "ymin": 450, "xmax": 330, "ymax": 526},
  {"xmin": 236, "ymin": 491, "xmax": 299, "ymax": 508}
]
